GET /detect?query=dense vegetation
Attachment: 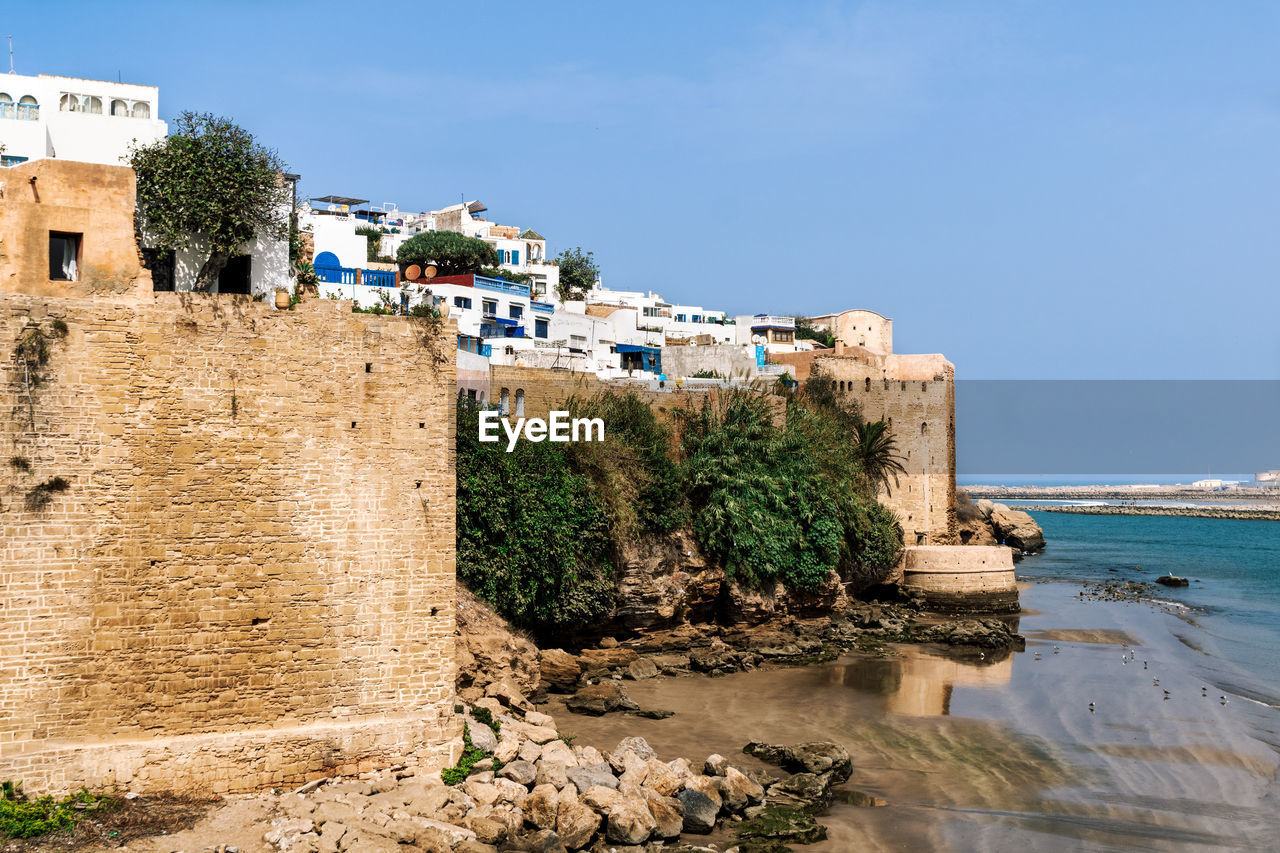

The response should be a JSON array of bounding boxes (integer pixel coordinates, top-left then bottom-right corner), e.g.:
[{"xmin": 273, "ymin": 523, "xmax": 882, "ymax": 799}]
[
  {"xmin": 455, "ymin": 376, "xmax": 903, "ymax": 636},
  {"xmin": 794, "ymin": 317, "xmax": 836, "ymax": 348},
  {"xmin": 397, "ymin": 231, "xmax": 495, "ymax": 275},
  {"xmin": 0, "ymin": 782, "xmax": 115, "ymax": 839}
]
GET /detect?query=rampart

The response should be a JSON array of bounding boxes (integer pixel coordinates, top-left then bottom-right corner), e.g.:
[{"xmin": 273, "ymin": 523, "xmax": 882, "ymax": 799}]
[
  {"xmin": 0, "ymin": 292, "xmax": 459, "ymax": 794},
  {"xmin": 772, "ymin": 348, "xmax": 956, "ymax": 545}
]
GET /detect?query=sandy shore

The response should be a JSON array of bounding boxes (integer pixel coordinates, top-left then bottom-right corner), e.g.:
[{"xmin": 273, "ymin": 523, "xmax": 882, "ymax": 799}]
[{"xmin": 544, "ymin": 581, "xmax": 1280, "ymax": 851}]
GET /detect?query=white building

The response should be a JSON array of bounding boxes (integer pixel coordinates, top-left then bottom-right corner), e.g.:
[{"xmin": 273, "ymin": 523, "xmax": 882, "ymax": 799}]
[
  {"xmin": 428, "ymin": 201, "xmax": 560, "ymax": 300},
  {"xmin": 0, "ymin": 73, "xmax": 167, "ymax": 167},
  {"xmin": 734, "ymin": 314, "xmax": 797, "ymax": 353}
]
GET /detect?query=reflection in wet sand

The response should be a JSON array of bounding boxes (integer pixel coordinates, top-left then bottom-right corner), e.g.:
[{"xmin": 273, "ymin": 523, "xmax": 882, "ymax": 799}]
[{"xmin": 546, "ymin": 583, "xmax": 1280, "ymax": 851}]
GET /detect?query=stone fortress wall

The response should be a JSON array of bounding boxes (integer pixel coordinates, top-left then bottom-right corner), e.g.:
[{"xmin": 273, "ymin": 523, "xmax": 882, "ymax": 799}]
[
  {"xmin": 1, "ymin": 159, "xmax": 459, "ymax": 794},
  {"xmin": 772, "ymin": 346, "xmax": 957, "ymax": 546}
]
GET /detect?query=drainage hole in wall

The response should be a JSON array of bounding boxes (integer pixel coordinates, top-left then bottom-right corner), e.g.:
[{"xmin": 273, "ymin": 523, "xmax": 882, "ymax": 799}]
[
  {"xmin": 252, "ymin": 617, "xmax": 269, "ymax": 626},
  {"xmin": 365, "ymin": 363, "xmax": 372, "ymax": 373},
  {"xmin": 351, "ymin": 421, "xmax": 357, "ymax": 429}
]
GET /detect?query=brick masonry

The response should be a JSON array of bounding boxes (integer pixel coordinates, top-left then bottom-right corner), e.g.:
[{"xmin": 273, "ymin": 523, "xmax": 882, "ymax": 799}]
[{"xmin": 0, "ymin": 292, "xmax": 459, "ymax": 794}]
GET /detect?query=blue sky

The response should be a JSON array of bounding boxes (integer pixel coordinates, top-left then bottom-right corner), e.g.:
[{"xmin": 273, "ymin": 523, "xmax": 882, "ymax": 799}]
[{"xmin": 6, "ymin": 1, "xmax": 1279, "ymax": 378}]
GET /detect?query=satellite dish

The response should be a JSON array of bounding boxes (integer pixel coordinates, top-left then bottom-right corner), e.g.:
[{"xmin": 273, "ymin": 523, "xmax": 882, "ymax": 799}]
[
  {"xmin": 423, "ymin": 265, "xmax": 437, "ymax": 279},
  {"xmin": 405, "ymin": 264, "xmax": 422, "ymax": 280}
]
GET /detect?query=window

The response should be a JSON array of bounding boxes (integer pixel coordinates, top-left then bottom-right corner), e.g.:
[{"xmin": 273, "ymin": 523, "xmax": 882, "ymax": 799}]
[
  {"xmin": 0, "ymin": 93, "xmax": 11, "ymax": 120},
  {"xmin": 772, "ymin": 330, "xmax": 793, "ymax": 342},
  {"xmin": 49, "ymin": 232, "xmax": 81, "ymax": 281},
  {"xmin": 535, "ymin": 318, "xmax": 549, "ymax": 339},
  {"xmin": 500, "ymin": 388, "xmax": 510, "ymax": 415},
  {"xmin": 495, "ymin": 249, "xmax": 507, "ymax": 264},
  {"xmin": 17, "ymin": 95, "xmax": 38, "ymax": 120},
  {"xmin": 643, "ymin": 306, "xmax": 660, "ymax": 317},
  {"xmin": 511, "ymin": 250, "xmax": 519, "ymax": 265},
  {"xmin": 509, "ymin": 304, "xmax": 523, "ymax": 320},
  {"xmin": 86, "ymin": 96, "xmax": 103, "ymax": 115},
  {"xmin": 865, "ymin": 377, "xmax": 871, "ymax": 392},
  {"xmin": 1, "ymin": 155, "xmax": 29, "ymax": 167},
  {"xmin": 515, "ymin": 389, "xmax": 525, "ymax": 416},
  {"xmin": 467, "ymin": 389, "xmax": 477, "ymax": 401},
  {"xmin": 59, "ymin": 93, "xmax": 79, "ymax": 112},
  {"xmin": 453, "ymin": 296, "xmax": 472, "ymax": 309},
  {"xmin": 110, "ymin": 99, "xmax": 128, "ymax": 116},
  {"xmin": 482, "ymin": 299, "xmax": 497, "ymax": 315},
  {"xmin": 131, "ymin": 101, "xmax": 150, "ymax": 119}
]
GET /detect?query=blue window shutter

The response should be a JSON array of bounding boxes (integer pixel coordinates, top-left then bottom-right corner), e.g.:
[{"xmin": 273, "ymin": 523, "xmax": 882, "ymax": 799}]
[{"xmin": 512, "ymin": 250, "xmax": 520, "ymax": 264}]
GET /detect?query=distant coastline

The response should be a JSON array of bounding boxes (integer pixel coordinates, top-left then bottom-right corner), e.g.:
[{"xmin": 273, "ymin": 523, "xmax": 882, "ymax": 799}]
[{"xmin": 1007, "ymin": 504, "xmax": 1280, "ymax": 522}]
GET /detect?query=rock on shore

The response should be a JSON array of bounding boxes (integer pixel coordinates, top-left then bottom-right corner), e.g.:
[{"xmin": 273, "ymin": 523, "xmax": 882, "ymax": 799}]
[{"xmin": 977, "ymin": 500, "xmax": 1046, "ymax": 553}]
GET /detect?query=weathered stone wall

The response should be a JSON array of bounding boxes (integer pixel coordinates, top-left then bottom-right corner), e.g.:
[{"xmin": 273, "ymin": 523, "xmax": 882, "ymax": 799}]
[
  {"xmin": 0, "ymin": 160, "xmax": 148, "ymax": 299},
  {"xmin": 486, "ymin": 365, "xmax": 787, "ymax": 428},
  {"xmin": 900, "ymin": 545, "xmax": 1018, "ymax": 612},
  {"xmin": 772, "ymin": 349, "xmax": 956, "ymax": 545},
  {"xmin": 0, "ymin": 292, "xmax": 459, "ymax": 795}
]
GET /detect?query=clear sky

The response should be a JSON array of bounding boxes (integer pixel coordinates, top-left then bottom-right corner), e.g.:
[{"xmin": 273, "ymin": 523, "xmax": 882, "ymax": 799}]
[{"xmin": 5, "ymin": 2, "xmax": 1278, "ymax": 378}]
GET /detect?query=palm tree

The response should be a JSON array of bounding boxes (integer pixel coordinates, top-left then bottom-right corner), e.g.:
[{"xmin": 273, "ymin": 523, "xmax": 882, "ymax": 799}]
[{"xmin": 854, "ymin": 420, "xmax": 908, "ymax": 496}]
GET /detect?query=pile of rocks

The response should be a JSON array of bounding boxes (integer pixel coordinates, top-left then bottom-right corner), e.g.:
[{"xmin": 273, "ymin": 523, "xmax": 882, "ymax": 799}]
[{"xmin": 258, "ymin": 700, "xmax": 809, "ymax": 853}]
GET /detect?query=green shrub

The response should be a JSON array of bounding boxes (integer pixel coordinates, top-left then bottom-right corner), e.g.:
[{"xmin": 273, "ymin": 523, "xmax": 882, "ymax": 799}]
[
  {"xmin": 566, "ymin": 392, "xmax": 686, "ymax": 539},
  {"xmin": 0, "ymin": 782, "xmax": 113, "ymax": 839},
  {"xmin": 470, "ymin": 706, "xmax": 501, "ymax": 735},
  {"xmin": 456, "ymin": 401, "xmax": 615, "ymax": 634},
  {"xmin": 441, "ymin": 724, "xmax": 490, "ymax": 786}
]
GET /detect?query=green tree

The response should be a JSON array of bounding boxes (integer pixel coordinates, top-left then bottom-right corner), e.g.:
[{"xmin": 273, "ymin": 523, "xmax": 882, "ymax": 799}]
[
  {"xmin": 355, "ymin": 225, "xmax": 383, "ymax": 262},
  {"xmin": 853, "ymin": 419, "xmax": 908, "ymax": 496},
  {"xmin": 130, "ymin": 112, "xmax": 291, "ymax": 292},
  {"xmin": 555, "ymin": 247, "xmax": 599, "ymax": 301},
  {"xmin": 455, "ymin": 400, "xmax": 615, "ymax": 635},
  {"xmin": 397, "ymin": 231, "xmax": 495, "ymax": 276},
  {"xmin": 794, "ymin": 317, "xmax": 835, "ymax": 348},
  {"xmin": 478, "ymin": 266, "xmax": 533, "ymax": 285}
]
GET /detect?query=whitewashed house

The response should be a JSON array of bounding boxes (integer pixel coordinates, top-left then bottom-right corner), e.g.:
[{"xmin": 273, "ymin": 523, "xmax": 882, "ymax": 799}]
[{"xmin": 0, "ymin": 72, "xmax": 167, "ymax": 167}]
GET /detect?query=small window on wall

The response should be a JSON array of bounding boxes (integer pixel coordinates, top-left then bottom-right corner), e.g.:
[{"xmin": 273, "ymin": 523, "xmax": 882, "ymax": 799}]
[
  {"xmin": 49, "ymin": 232, "xmax": 81, "ymax": 281},
  {"xmin": 515, "ymin": 389, "xmax": 525, "ymax": 416},
  {"xmin": 511, "ymin": 250, "xmax": 520, "ymax": 265},
  {"xmin": 500, "ymin": 388, "xmax": 510, "ymax": 414},
  {"xmin": 509, "ymin": 304, "xmax": 523, "ymax": 319},
  {"xmin": 131, "ymin": 101, "xmax": 150, "ymax": 119},
  {"xmin": 535, "ymin": 318, "xmax": 548, "ymax": 339},
  {"xmin": 110, "ymin": 99, "xmax": 128, "ymax": 116},
  {"xmin": 86, "ymin": 96, "xmax": 103, "ymax": 115}
]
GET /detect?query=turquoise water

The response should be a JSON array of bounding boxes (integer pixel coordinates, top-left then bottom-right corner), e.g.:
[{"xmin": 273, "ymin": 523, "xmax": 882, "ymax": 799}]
[{"xmin": 1016, "ymin": 512, "xmax": 1280, "ymax": 707}]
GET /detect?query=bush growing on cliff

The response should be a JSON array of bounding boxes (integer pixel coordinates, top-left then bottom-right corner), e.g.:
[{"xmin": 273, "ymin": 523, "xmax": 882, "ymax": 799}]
[
  {"xmin": 676, "ymin": 388, "xmax": 903, "ymax": 591},
  {"xmin": 455, "ymin": 400, "xmax": 615, "ymax": 634},
  {"xmin": 566, "ymin": 391, "xmax": 686, "ymax": 539},
  {"xmin": 677, "ymin": 393, "xmax": 843, "ymax": 591}
]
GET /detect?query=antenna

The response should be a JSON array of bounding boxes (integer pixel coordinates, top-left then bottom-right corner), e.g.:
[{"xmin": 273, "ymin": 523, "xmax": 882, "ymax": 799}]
[{"xmin": 7, "ymin": 35, "xmax": 14, "ymax": 74}]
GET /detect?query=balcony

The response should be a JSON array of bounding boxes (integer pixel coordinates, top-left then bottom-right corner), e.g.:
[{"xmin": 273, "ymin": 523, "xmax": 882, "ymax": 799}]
[
  {"xmin": 531, "ymin": 301, "xmax": 555, "ymax": 313},
  {"xmin": 316, "ymin": 265, "xmax": 397, "ymax": 287},
  {"xmin": 473, "ymin": 275, "xmax": 530, "ymax": 297},
  {"xmin": 751, "ymin": 315, "xmax": 796, "ymax": 329}
]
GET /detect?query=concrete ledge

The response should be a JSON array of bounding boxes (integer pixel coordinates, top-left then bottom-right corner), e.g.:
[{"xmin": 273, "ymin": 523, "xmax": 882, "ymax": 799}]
[
  {"xmin": 901, "ymin": 545, "xmax": 1019, "ymax": 613},
  {"xmin": 0, "ymin": 709, "xmax": 460, "ymax": 797}
]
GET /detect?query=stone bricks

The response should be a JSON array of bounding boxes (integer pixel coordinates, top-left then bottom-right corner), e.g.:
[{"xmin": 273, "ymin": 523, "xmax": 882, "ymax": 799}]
[{"xmin": 0, "ymin": 290, "xmax": 460, "ymax": 794}]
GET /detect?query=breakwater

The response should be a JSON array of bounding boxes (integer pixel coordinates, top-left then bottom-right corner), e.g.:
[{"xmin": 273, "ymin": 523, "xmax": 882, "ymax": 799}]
[{"xmin": 1008, "ymin": 504, "xmax": 1280, "ymax": 521}]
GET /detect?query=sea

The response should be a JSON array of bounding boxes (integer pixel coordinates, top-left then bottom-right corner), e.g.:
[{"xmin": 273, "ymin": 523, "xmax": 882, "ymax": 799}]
[{"xmin": 1016, "ymin": 511, "xmax": 1280, "ymax": 709}]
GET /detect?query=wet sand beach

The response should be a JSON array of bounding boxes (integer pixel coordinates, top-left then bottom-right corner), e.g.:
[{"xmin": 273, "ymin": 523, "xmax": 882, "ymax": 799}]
[{"xmin": 546, "ymin": 581, "xmax": 1280, "ymax": 851}]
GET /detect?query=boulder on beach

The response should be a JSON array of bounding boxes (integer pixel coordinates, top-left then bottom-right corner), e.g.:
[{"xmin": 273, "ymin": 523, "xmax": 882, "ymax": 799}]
[
  {"xmin": 988, "ymin": 504, "xmax": 1046, "ymax": 552},
  {"xmin": 1155, "ymin": 575, "xmax": 1190, "ymax": 587}
]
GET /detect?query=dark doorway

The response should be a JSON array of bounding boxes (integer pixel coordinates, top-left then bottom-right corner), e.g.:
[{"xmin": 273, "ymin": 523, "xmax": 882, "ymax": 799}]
[
  {"xmin": 218, "ymin": 255, "xmax": 252, "ymax": 294},
  {"xmin": 141, "ymin": 249, "xmax": 176, "ymax": 292}
]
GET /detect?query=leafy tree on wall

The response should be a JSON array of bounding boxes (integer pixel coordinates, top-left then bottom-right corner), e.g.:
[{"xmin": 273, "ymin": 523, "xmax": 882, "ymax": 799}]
[
  {"xmin": 354, "ymin": 225, "xmax": 384, "ymax": 262},
  {"xmin": 397, "ymin": 231, "xmax": 494, "ymax": 276},
  {"xmin": 130, "ymin": 112, "xmax": 292, "ymax": 292},
  {"xmin": 794, "ymin": 317, "xmax": 835, "ymax": 348},
  {"xmin": 555, "ymin": 246, "xmax": 599, "ymax": 301}
]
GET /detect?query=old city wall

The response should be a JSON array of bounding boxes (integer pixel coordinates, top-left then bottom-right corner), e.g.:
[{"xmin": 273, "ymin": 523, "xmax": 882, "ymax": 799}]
[
  {"xmin": 486, "ymin": 365, "xmax": 787, "ymax": 429},
  {"xmin": 772, "ymin": 349, "xmax": 956, "ymax": 545},
  {"xmin": 0, "ymin": 292, "xmax": 459, "ymax": 795}
]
